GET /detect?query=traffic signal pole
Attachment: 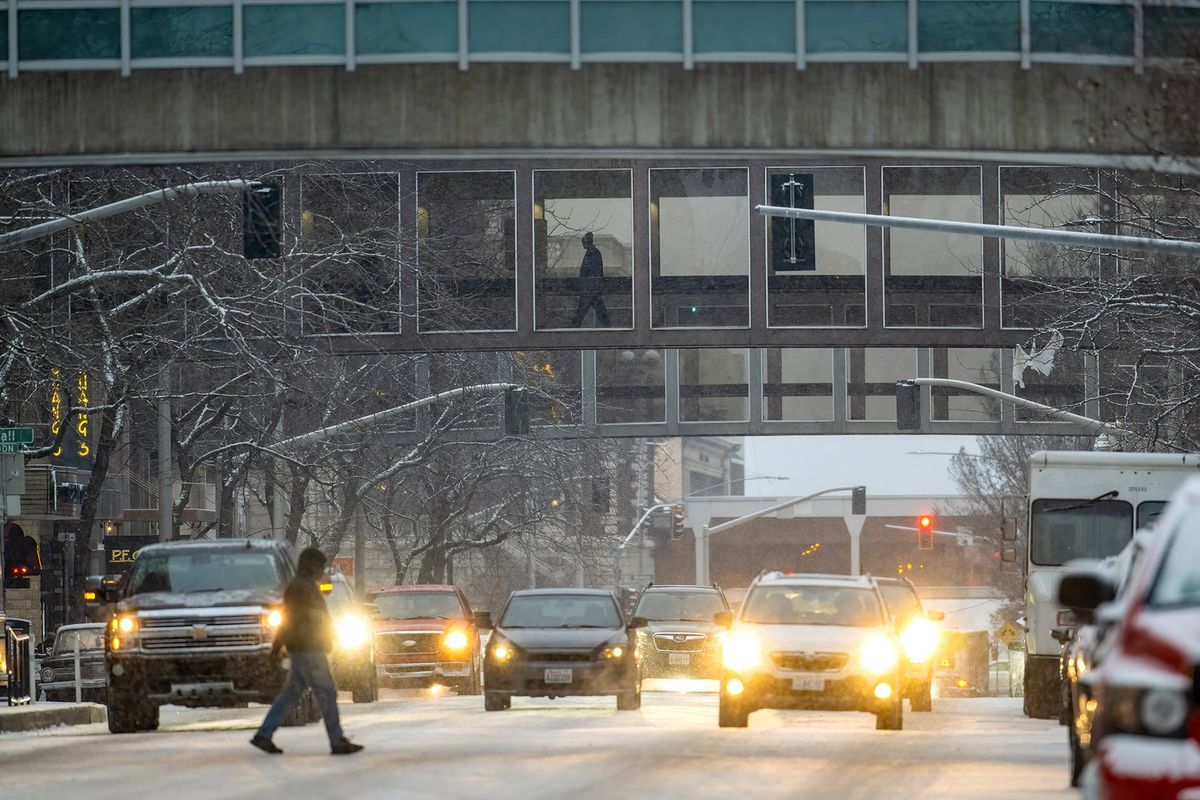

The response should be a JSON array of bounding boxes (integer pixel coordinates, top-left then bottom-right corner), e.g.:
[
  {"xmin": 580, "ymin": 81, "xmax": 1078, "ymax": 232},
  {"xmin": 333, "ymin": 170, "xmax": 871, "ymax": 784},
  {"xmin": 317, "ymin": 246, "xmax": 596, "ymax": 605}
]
[{"xmin": 611, "ymin": 502, "xmax": 674, "ymax": 589}]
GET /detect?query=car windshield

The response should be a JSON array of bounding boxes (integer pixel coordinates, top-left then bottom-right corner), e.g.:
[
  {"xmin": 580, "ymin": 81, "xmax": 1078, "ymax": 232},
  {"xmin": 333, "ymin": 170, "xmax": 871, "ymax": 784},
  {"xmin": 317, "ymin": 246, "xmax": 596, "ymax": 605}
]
[
  {"xmin": 1147, "ymin": 520, "xmax": 1200, "ymax": 608},
  {"xmin": 741, "ymin": 585, "xmax": 884, "ymax": 626},
  {"xmin": 370, "ymin": 591, "xmax": 464, "ymax": 620},
  {"xmin": 877, "ymin": 584, "xmax": 922, "ymax": 623},
  {"xmin": 1029, "ymin": 499, "xmax": 1133, "ymax": 566},
  {"xmin": 125, "ymin": 550, "xmax": 283, "ymax": 595},
  {"xmin": 634, "ymin": 590, "xmax": 725, "ymax": 622},
  {"xmin": 500, "ymin": 594, "xmax": 621, "ymax": 629},
  {"xmin": 323, "ymin": 580, "xmax": 357, "ymax": 616},
  {"xmin": 53, "ymin": 627, "xmax": 105, "ymax": 653}
]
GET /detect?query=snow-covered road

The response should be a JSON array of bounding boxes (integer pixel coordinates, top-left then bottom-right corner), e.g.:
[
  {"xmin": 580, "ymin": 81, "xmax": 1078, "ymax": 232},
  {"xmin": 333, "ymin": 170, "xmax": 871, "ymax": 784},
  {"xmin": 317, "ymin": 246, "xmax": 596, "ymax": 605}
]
[{"xmin": 1, "ymin": 688, "xmax": 1073, "ymax": 799}]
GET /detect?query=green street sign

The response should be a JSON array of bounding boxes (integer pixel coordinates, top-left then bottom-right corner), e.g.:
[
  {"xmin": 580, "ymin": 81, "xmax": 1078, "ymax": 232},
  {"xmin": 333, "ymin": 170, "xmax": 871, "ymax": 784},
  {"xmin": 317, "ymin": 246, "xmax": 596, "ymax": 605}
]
[{"xmin": 0, "ymin": 427, "xmax": 34, "ymax": 445}]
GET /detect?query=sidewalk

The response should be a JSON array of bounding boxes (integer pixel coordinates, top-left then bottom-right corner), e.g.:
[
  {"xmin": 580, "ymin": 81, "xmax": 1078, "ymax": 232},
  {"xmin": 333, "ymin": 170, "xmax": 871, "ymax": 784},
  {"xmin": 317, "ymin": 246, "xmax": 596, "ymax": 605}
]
[{"xmin": 0, "ymin": 702, "xmax": 107, "ymax": 733}]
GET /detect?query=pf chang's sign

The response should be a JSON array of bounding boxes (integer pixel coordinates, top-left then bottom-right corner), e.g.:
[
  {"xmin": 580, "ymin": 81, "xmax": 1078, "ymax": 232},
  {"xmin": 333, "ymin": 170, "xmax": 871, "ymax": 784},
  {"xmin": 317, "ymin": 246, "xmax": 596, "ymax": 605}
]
[{"xmin": 106, "ymin": 536, "xmax": 159, "ymax": 574}]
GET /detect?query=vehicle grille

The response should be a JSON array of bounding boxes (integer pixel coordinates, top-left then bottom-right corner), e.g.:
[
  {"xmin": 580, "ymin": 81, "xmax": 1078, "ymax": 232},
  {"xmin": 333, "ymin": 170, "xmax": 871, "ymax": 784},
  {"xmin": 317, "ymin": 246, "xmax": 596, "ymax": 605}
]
[
  {"xmin": 772, "ymin": 652, "xmax": 848, "ymax": 672},
  {"xmin": 527, "ymin": 651, "xmax": 594, "ymax": 663},
  {"xmin": 653, "ymin": 633, "xmax": 707, "ymax": 652},
  {"xmin": 141, "ymin": 614, "xmax": 261, "ymax": 629},
  {"xmin": 142, "ymin": 633, "xmax": 261, "ymax": 651},
  {"xmin": 376, "ymin": 632, "xmax": 441, "ymax": 655}
]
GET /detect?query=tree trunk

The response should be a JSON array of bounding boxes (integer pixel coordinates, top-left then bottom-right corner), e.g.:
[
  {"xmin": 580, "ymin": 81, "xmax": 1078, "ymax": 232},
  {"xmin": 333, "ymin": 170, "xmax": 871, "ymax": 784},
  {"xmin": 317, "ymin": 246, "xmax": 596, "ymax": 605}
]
[{"xmin": 71, "ymin": 395, "xmax": 123, "ymax": 623}]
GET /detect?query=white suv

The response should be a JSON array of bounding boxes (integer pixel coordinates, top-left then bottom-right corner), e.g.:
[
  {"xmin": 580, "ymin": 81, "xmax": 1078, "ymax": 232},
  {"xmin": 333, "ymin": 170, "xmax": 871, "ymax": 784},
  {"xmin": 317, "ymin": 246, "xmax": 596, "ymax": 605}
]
[{"xmin": 717, "ymin": 572, "xmax": 905, "ymax": 730}]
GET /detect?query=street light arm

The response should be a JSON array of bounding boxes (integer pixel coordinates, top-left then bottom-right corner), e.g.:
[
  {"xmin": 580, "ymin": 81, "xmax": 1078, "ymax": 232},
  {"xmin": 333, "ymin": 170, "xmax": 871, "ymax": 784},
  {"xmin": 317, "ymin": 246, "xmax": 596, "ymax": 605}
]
[
  {"xmin": 707, "ymin": 485, "xmax": 864, "ymax": 537},
  {"xmin": 0, "ymin": 180, "xmax": 261, "ymax": 250},
  {"xmin": 901, "ymin": 378, "xmax": 1124, "ymax": 434}
]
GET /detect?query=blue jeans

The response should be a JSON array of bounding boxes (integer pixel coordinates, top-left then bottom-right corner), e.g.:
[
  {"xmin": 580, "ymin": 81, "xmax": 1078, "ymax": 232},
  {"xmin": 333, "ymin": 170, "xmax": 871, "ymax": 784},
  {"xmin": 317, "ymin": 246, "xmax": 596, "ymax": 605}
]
[{"xmin": 256, "ymin": 651, "xmax": 344, "ymax": 745}]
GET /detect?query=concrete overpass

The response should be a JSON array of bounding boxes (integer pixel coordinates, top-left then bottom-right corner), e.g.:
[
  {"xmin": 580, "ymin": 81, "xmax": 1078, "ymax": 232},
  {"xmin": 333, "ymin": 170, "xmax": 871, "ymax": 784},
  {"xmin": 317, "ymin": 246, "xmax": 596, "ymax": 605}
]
[{"xmin": 0, "ymin": 0, "xmax": 1196, "ymax": 163}]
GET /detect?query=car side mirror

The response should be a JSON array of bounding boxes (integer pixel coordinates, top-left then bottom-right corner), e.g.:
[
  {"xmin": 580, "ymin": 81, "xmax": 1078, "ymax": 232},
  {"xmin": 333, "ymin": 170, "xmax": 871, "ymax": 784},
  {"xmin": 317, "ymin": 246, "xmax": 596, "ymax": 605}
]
[
  {"xmin": 926, "ymin": 610, "xmax": 945, "ymax": 622},
  {"xmin": 1050, "ymin": 626, "xmax": 1072, "ymax": 645},
  {"xmin": 1058, "ymin": 572, "xmax": 1116, "ymax": 612},
  {"xmin": 473, "ymin": 611, "xmax": 493, "ymax": 630},
  {"xmin": 713, "ymin": 611, "xmax": 733, "ymax": 628},
  {"xmin": 628, "ymin": 616, "xmax": 648, "ymax": 629},
  {"xmin": 100, "ymin": 586, "xmax": 121, "ymax": 603},
  {"xmin": 361, "ymin": 603, "xmax": 381, "ymax": 618}
]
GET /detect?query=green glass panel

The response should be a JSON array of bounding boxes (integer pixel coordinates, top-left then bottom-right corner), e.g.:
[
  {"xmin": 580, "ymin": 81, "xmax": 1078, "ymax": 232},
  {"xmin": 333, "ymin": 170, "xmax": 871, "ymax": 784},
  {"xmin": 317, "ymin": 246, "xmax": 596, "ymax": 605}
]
[
  {"xmin": 918, "ymin": 1, "xmax": 1019, "ymax": 51},
  {"xmin": 1145, "ymin": 8, "xmax": 1200, "ymax": 58},
  {"xmin": 807, "ymin": 2, "xmax": 907, "ymax": 53},
  {"xmin": 1031, "ymin": 2, "xmax": 1132, "ymax": 55},
  {"xmin": 19, "ymin": 9, "xmax": 120, "ymax": 60},
  {"xmin": 131, "ymin": 7, "xmax": 234, "ymax": 59},
  {"xmin": 357, "ymin": 2, "xmax": 457, "ymax": 54},
  {"xmin": 471, "ymin": 1, "xmax": 570, "ymax": 53},
  {"xmin": 695, "ymin": 1, "xmax": 794, "ymax": 54},
  {"xmin": 580, "ymin": 1, "xmax": 682, "ymax": 53},
  {"xmin": 0, "ymin": 16, "xmax": 7, "ymax": 62},
  {"xmin": 244, "ymin": 4, "xmax": 345, "ymax": 57}
]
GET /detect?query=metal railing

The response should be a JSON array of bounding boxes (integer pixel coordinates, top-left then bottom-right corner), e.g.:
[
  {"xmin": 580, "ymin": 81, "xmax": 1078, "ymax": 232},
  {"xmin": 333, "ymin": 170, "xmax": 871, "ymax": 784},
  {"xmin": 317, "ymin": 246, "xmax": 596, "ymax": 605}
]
[{"xmin": 5, "ymin": 625, "xmax": 33, "ymax": 706}]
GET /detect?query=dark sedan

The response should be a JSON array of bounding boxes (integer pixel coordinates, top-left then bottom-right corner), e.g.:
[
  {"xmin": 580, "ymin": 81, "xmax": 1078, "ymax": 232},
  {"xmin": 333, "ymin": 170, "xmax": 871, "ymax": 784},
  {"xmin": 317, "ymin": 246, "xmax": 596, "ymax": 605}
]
[
  {"xmin": 482, "ymin": 589, "xmax": 645, "ymax": 711},
  {"xmin": 39, "ymin": 624, "xmax": 107, "ymax": 702}
]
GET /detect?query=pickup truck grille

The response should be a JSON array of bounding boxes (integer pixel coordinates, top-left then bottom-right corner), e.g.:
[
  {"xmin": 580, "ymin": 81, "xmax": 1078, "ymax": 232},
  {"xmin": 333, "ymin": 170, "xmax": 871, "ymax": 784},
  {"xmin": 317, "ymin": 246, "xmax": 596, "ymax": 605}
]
[
  {"xmin": 377, "ymin": 632, "xmax": 441, "ymax": 655},
  {"xmin": 772, "ymin": 652, "xmax": 848, "ymax": 672},
  {"xmin": 141, "ymin": 614, "xmax": 261, "ymax": 629},
  {"xmin": 142, "ymin": 633, "xmax": 261, "ymax": 651}
]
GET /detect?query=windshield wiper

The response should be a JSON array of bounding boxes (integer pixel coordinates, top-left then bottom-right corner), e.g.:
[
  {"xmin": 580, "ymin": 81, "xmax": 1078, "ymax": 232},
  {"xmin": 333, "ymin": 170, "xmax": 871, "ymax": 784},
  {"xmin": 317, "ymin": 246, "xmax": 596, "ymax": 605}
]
[
  {"xmin": 391, "ymin": 615, "xmax": 454, "ymax": 620},
  {"xmin": 1045, "ymin": 490, "xmax": 1120, "ymax": 514},
  {"xmin": 553, "ymin": 624, "xmax": 612, "ymax": 629},
  {"xmin": 191, "ymin": 587, "xmax": 228, "ymax": 593}
]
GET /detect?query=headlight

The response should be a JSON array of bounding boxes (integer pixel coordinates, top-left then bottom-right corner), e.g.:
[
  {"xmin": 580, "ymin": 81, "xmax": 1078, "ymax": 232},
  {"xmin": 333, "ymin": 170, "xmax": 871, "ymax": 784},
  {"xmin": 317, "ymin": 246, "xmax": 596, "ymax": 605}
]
[
  {"xmin": 490, "ymin": 640, "xmax": 514, "ymax": 662},
  {"xmin": 899, "ymin": 619, "xmax": 940, "ymax": 664},
  {"xmin": 722, "ymin": 630, "xmax": 762, "ymax": 672},
  {"xmin": 1110, "ymin": 685, "xmax": 1190, "ymax": 738},
  {"xmin": 443, "ymin": 629, "xmax": 470, "ymax": 652},
  {"xmin": 117, "ymin": 615, "xmax": 137, "ymax": 634},
  {"xmin": 336, "ymin": 615, "xmax": 370, "ymax": 649},
  {"xmin": 602, "ymin": 645, "xmax": 625, "ymax": 659},
  {"xmin": 858, "ymin": 636, "xmax": 899, "ymax": 675},
  {"xmin": 265, "ymin": 609, "xmax": 284, "ymax": 630}
]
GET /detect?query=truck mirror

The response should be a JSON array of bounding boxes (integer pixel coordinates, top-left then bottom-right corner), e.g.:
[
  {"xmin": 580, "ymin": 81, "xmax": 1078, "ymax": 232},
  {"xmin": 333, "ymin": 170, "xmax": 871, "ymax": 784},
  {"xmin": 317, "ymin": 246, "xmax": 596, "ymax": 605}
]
[
  {"xmin": 1001, "ymin": 519, "xmax": 1018, "ymax": 542},
  {"xmin": 1058, "ymin": 572, "xmax": 1116, "ymax": 612},
  {"xmin": 713, "ymin": 611, "xmax": 733, "ymax": 628},
  {"xmin": 100, "ymin": 586, "xmax": 121, "ymax": 603}
]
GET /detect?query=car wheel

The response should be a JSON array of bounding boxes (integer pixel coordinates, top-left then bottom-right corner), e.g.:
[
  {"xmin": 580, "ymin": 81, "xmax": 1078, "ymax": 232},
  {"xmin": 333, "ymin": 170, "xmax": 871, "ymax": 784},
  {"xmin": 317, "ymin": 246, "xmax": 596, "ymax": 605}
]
[
  {"xmin": 616, "ymin": 681, "xmax": 641, "ymax": 711},
  {"xmin": 352, "ymin": 667, "xmax": 378, "ymax": 703},
  {"xmin": 718, "ymin": 695, "xmax": 750, "ymax": 728},
  {"xmin": 461, "ymin": 662, "xmax": 483, "ymax": 696},
  {"xmin": 876, "ymin": 694, "xmax": 903, "ymax": 731},
  {"xmin": 910, "ymin": 682, "xmax": 932, "ymax": 712},
  {"xmin": 484, "ymin": 691, "xmax": 510, "ymax": 711},
  {"xmin": 107, "ymin": 686, "xmax": 158, "ymax": 734}
]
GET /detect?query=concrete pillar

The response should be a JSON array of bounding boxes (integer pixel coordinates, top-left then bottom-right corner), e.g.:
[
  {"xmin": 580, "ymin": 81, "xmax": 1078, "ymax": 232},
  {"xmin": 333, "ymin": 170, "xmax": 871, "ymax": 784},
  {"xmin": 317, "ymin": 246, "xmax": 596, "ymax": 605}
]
[{"xmin": 845, "ymin": 515, "xmax": 867, "ymax": 576}]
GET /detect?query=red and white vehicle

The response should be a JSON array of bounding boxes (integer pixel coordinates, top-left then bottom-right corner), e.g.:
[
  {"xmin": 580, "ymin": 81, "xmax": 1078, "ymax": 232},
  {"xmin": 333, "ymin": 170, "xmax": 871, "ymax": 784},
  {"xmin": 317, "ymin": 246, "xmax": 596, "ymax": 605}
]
[
  {"xmin": 368, "ymin": 584, "xmax": 484, "ymax": 694},
  {"xmin": 1061, "ymin": 475, "xmax": 1200, "ymax": 800}
]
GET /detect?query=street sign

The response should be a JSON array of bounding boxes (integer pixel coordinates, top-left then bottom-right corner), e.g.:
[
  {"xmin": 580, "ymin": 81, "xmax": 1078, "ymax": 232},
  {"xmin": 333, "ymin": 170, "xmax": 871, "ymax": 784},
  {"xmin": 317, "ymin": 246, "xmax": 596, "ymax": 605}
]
[
  {"xmin": 0, "ymin": 427, "xmax": 34, "ymax": 445},
  {"xmin": 997, "ymin": 622, "xmax": 1022, "ymax": 646}
]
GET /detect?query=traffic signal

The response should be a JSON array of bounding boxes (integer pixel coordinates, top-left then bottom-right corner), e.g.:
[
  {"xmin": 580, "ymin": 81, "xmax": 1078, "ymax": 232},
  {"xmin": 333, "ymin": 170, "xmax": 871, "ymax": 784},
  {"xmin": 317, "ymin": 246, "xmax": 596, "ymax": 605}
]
[
  {"xmin": 769, "ymin": 173, "xmax": 815, "ymax": 272},
  {"xmin": 243, "ymin": 182, "xmax": 282, "ymax": 259},
  {"xmin": 896, "ymin": 381, "xmax": 921, "ymax": 431},
  {"xmin": 3, "ymin": 523, "xmax": 41, "ymax": 589},
  {"xmin": 670, "ymin": 505, "xmax": 686, "ymax": 541},
  {"xmin": 918, "ymin": 514, "xmax": 934, "ymax": 550},
  {"xmin": 504, "ymin": 387, "xmax": 530, "ymax": 435}
]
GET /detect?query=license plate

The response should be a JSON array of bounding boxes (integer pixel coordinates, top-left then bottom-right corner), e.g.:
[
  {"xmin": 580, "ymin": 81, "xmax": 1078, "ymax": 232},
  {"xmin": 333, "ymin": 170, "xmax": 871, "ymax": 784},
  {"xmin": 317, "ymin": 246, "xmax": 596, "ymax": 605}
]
[
  {"xmin": 668, "ymin": 653, "xmax": 691, "ymax": 666},
  {"xmin": 791, "ymin": 675, "xmax": 825, "ymax": 692},
  {"xmin": 544, "ymin": 668, "xmax": 573, "ymax": 684}
]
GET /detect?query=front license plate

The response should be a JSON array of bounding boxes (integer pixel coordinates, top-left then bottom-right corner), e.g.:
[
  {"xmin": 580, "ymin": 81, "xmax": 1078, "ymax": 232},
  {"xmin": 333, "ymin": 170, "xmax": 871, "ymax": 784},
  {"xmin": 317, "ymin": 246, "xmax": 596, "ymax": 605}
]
[
  {"xmin": 544, "ymin": 668, "xmax": 573, "ymax": 684},
  {"xmin": 668, "ymin": 653, "xmax": 691, "ymax": 666},
  {"xmin": 791, "ymin": 675, "xmax": 825, "ymax": 692}
]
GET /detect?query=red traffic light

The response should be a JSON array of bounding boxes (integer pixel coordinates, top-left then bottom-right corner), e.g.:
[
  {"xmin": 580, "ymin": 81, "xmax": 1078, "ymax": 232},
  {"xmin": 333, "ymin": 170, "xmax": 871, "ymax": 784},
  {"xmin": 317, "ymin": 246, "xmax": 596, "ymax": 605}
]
[{"xmin": 918, "ymin": 515, "xmax": 934, "ymax": 550}]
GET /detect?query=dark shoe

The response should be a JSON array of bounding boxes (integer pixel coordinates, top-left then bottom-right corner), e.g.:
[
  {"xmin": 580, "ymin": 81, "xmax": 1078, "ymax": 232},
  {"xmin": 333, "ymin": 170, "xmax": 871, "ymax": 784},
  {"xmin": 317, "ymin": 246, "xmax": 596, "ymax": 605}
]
[
  {"xmin": 330, "ymin": 737, "xmax": 364, "ymax": 755},
  {"xmin": 250, "ymin": 735, "xmax": 283, "ymax": 755}
]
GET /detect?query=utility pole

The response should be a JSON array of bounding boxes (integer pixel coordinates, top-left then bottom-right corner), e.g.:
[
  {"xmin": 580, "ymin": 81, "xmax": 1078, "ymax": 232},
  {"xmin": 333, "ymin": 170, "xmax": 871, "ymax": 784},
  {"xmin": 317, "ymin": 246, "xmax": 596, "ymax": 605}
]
[
  {"xmin": 354, "ymin": 511, "xmax": 366, "ymax": 595},
  {"xmin": 157, "ymin": 371, "xmax": 172, "ymax": 542}
]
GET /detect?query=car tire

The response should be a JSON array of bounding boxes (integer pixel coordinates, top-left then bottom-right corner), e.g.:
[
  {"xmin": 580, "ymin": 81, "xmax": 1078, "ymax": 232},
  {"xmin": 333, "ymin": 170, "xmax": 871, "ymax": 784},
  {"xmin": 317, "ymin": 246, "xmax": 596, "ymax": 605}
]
[
  {"xmin": 876, "ymin": 694, "xmax": 903, "ymax": 731},
  {"xmin": 484, "ymin": 691, "xmax": 510, "ymax": 711},
  {"xmin": 1069, "ymin": 719, "xmax": 1086, "ymax": 787},
  {"xmin": 107, "ymin": 686, "xmax": 157, "ymax": 734},
  {"xmin": 352, "ymin": 667, "xmax": 378, "ymax": 704},
  {"xmin": 461, "ymin": 662, "xmax": 483, "ymax": 696},
  {"xmin": 910, "ymin": 682, "xmax": 932, "ymax": 712},
  {"xmin": 718, "ymin": 695, "xmax": 750, "ymax": 728},
  {"xmin": 616, "ymin": 681, "xmax": 641, "ymax": 711}
]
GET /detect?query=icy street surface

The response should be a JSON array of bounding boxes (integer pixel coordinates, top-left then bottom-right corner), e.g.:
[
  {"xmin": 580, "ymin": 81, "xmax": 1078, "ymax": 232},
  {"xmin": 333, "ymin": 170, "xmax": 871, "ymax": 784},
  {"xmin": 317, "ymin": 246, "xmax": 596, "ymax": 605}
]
[{"xmin": 1, "ymin": 689, "xmax": 1072, "ymax": 799}]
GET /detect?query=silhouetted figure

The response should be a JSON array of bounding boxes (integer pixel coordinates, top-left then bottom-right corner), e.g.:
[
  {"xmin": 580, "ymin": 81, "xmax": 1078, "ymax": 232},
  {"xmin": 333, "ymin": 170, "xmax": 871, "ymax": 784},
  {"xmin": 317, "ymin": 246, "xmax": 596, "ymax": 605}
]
[
  {"xmin": 568, "ymin": 232, "xmax": 611, "ymax": 328},
  {"xmin": 251, "ymin": 547, "xmax": 363, "ymax": 756}
]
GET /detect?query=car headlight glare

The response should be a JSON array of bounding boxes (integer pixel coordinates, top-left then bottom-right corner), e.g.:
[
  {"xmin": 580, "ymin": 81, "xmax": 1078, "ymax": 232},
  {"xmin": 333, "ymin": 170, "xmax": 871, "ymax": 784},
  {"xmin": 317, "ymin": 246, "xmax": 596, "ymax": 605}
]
[
  {"xmin": 443, "ymin": 629, "xmax": 470, "ymax": 652},
  {"xmin": 1139, "ymin": 689, "xmax": 1189, "ymax": 737},
  {"xmin": 602, "ymin": 645, "xmax": 625, "ymax": 659},
  {"xmin": 117, "ymin": 616, "xmax": 137, "ymax": 634},
  {"xmin": 265, "ymin": 609, "xmax": 284, "ymax": 630},
  {"xmin": 336, "ymin": 615, "xmax": 370, "ymax": 649},
  {"xmin": 899, "ymin": 618, "xmax": 940, "ymax": 664},
  {"xmin": 858, "ymin": 636, "xmax": 899, "ymax": 675},
  {"xmin": 491, "ymin": 641, "xmax": 513, "ymax": 662},
  {"xmin": 722, "ymin": 630, "xmax": 762, "ymax": 672}
]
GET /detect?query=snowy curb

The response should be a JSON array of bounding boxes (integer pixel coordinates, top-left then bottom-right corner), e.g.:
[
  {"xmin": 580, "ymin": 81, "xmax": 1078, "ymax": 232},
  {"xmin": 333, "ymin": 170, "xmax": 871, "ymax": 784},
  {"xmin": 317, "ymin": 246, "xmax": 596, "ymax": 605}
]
[{"xmin": 0, "ymin": 702, "xmax": 107, "ymax": 733}]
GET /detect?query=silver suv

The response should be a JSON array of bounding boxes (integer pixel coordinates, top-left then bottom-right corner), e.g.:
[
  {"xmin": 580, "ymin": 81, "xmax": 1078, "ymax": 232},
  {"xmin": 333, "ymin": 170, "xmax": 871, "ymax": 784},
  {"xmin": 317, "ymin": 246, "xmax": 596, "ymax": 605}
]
[{"xmin": 717, "ymin": 572, "xmax": 905, "ymax": 730}]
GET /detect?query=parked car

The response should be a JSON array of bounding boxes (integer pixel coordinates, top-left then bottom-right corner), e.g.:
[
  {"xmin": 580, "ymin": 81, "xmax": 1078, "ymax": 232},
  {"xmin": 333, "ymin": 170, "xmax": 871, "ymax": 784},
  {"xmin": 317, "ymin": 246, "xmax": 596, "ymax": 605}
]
[
  {"xmin": 717, "ymin": 572, "xmax": 905, "ymax": 730},
  {"xmin": 875, "ymin": 577, "xmax": 944, "ymax": 712},
  {"xmin": 368, "ymin": 584, "xmax": 483, "ymax": 694},
  {"xmin": 631, "ymin": 584, "xmax": 729, "ymax": 680},
  {"xmin": 1060, "ymin": 475, "xmax": 1200, "ymax": 799},
  {"xmin": 38, "ymin": 623, "xmax": 107, "ymax": 702},
  {"xmin": 320, "ymin": 572, "xmax": 378, "ymax": 703},
  {"xmin": 481, "ymin": 588, "xmax": 644, "ymax": 711}
]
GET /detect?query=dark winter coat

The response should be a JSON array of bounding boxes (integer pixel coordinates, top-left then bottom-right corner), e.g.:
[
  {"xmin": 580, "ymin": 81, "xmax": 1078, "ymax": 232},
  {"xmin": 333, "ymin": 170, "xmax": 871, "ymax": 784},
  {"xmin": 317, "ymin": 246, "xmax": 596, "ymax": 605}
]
[{"xmin": 274, "ymin": 574, "xmax": 334, "ymax": 654}]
